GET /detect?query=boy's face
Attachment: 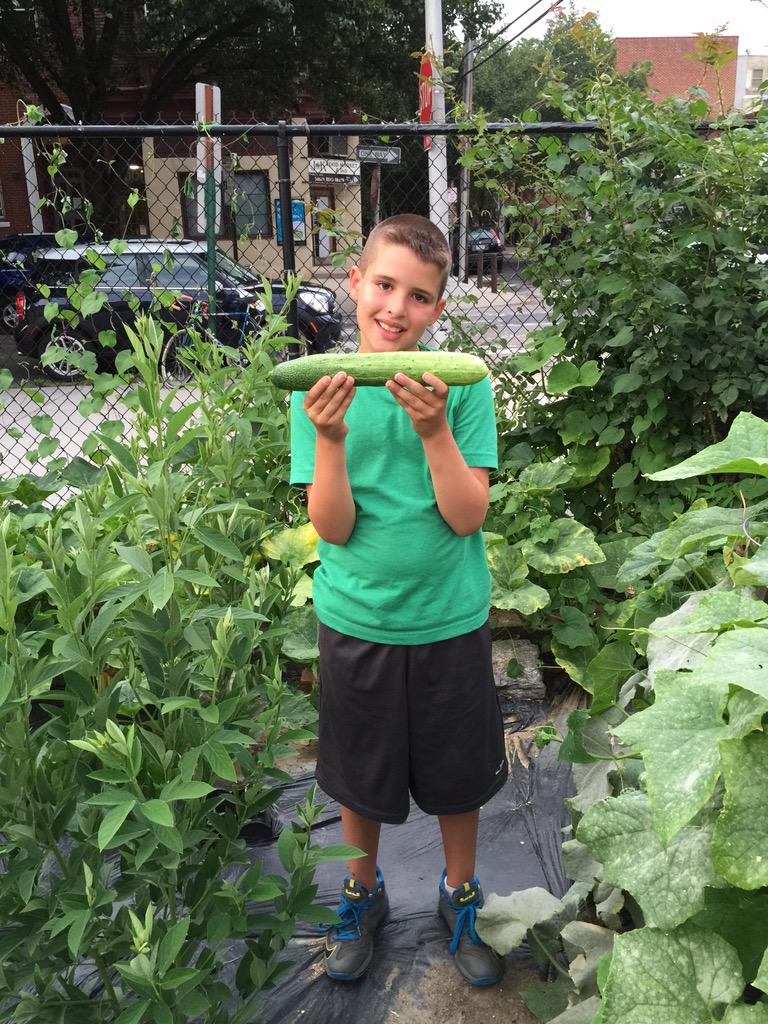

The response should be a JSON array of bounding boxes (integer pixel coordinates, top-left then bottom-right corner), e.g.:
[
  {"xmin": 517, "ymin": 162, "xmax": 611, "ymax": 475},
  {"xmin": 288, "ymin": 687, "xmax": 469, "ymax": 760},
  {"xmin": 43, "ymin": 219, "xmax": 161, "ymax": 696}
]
[{"xmin": 348, "ymin": 242, "xmax": 446, "ymax": 354}]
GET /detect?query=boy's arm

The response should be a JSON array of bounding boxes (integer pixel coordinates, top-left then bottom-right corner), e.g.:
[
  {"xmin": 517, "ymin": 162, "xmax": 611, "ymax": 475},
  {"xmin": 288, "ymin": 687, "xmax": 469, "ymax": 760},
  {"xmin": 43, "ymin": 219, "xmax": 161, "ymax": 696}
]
[
  {"xmin": 304, "ymin": 372, "xmax": 357, "ymax": 545},
  {"xmin": 387, "ymin": 371, "xmax": 490, "ymax": 537}
]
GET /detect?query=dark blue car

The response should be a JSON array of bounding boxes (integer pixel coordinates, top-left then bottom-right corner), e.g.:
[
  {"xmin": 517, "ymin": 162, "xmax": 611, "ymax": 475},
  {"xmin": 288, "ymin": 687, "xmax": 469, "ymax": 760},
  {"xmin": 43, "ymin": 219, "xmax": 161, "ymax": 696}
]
[
  {"xmin": 0, "ymin": 233, "xmax": 59, "ymax": 332},
  {"xmin": 14, "ymin": 239, "xmax": 342, "ymax": 381}
]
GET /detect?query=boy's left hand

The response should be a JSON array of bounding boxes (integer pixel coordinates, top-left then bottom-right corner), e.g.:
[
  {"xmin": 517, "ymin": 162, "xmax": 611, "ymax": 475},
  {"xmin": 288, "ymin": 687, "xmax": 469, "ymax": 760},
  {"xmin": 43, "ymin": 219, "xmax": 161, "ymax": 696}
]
[{"xmin": 386, "ymin": 372, "xmax": 449, "ymax": 439}]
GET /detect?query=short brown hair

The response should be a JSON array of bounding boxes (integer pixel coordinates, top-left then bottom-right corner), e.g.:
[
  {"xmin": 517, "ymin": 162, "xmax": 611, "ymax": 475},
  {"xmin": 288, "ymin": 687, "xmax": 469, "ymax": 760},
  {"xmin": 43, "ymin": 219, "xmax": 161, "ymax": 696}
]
[{"xmin": 359, "ymin": 214, "xmax": 451, "ymax": 299}]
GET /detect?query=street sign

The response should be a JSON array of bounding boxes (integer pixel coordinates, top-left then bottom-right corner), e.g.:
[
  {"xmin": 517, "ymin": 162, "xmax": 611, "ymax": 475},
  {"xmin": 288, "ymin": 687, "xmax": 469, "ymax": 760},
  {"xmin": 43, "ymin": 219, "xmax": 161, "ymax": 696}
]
[
  {"xmin": 355, "ymin": 144, "xmax": 402, "ymax": 165},
  {"xmin": 419, "ymin": 56, "xmax": 433, "ymax": 151}
]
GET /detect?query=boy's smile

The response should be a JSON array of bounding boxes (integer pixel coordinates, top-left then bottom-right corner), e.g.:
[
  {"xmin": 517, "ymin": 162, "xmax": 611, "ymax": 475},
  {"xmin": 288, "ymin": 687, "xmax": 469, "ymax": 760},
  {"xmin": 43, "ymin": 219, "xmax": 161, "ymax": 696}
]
[{"xmin": 349, "ymin": 243, "xmax": 447, "ymax": 354}]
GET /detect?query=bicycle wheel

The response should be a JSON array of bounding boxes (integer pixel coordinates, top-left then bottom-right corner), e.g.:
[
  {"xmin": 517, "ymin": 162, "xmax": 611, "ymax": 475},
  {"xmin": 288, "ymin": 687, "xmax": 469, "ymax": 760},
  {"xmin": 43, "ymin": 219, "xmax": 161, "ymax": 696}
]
[{"xmin": 159, "ymin": 334, "xmax": 194, "ymax": 385}]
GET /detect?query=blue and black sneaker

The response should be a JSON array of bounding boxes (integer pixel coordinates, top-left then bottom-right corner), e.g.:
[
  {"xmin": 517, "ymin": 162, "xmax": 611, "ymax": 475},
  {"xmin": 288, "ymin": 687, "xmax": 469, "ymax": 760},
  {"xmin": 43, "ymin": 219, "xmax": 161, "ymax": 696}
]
[
  {"xmin": 322, "ymin": 867, "xmax": 389, "ymax": 981},
  {"xmin": 438, "ymin": 869, "xmax": 505, "ymax": 985}
]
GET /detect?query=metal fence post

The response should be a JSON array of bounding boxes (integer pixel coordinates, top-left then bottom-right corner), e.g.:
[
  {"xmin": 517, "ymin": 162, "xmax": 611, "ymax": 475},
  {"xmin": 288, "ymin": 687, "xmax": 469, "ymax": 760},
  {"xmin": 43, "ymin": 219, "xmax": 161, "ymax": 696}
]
[{"xmin": 276, "ymin": 120, "xmax": 300, "ymax": 355}]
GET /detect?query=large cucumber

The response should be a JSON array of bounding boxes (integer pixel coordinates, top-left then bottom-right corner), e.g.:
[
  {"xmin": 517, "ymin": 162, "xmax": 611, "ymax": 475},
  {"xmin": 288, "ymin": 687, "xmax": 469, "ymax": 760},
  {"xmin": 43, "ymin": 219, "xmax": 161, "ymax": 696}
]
[{"xmin": 271, "ymin": 351, "xmax": 489, "ymax": 390}]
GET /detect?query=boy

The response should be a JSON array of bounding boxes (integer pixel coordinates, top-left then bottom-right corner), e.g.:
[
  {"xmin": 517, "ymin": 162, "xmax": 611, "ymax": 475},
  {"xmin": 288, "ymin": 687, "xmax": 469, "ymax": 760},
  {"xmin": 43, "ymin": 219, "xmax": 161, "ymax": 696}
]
[{"xmin": 289, "ymin": 214, "xmax": 507, "ymax": 986}]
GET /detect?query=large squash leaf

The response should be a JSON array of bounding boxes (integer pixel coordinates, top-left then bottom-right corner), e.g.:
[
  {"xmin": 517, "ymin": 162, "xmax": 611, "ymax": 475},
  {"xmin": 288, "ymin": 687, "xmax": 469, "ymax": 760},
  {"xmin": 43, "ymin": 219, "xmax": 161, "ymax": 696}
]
[{"xmin": 647, "ymin": 412, "xmax": 768, "ymax": 480}]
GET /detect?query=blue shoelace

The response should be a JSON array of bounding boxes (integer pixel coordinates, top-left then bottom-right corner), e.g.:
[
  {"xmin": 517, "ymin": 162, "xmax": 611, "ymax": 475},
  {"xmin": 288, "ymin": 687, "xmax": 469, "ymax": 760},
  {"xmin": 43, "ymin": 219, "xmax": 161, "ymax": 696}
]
[
  {"xmin": 446, "ymin": 892, "xmax": 483, "ymax": 954},
  {"xmin": 319, "ymin": 884, "xmax": 376, "ymax": 937},
  {"xmin": 327, "ymin": 893, "xmax": 374, "ymax": 941}
]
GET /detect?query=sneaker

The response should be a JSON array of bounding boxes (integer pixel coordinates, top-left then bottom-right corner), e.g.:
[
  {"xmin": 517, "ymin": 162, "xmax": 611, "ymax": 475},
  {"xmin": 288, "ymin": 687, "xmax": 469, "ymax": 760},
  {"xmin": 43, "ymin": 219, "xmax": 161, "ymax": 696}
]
[
  {"xmin": 321, "ymin": 867, "xmax": 389, "ymax": 981},
  {"xmin": 438, "ymin": 869, "xmax": 505, "ymax": 986}
]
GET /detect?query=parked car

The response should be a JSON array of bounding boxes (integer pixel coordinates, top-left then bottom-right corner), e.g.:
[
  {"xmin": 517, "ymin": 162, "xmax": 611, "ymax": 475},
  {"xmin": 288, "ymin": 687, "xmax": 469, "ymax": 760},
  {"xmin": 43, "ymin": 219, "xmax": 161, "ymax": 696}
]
[
  {"xmin": 0, "ymin": 233, "xmax": 59, "ymax": 332},
  {"xmin": 14, "ymin": 239, "xmax": 342, "ymax": 381},
  {"xmin": 451, "ymin": 227, "xmax": 504, "ymax": 273}
]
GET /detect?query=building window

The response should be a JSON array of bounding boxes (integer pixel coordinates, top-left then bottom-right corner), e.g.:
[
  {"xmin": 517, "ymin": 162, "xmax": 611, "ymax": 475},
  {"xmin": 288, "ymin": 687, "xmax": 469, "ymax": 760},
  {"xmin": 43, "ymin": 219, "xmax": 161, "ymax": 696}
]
[
  {"xmin": 179, "ymin": 171, "xmax": 271, "ymax": 240},
  {"xmin": 308, "ymin": 134, "xmax": 348, "ymax": 158},
  {"xmin": 179, "ymin": 173, "xmax": 225, "ymax": 240},
  {"xmin": 229, "ymin": 171, "xmax": 271, "ymax": 238},
  {"xmin": 749, "ymin": 68, "xmax": 767, "ymax": 93}
]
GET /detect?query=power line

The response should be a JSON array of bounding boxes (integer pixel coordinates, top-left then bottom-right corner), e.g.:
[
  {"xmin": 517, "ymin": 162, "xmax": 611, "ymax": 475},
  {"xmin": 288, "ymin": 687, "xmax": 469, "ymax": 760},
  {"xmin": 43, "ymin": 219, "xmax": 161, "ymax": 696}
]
[
  {"xmin": 458, "ymin": 0, "xmax": 565, "ymax": 82},
  {"xmin": 471, "ymin": 0, "xmax": 551, "ymax": 57}
]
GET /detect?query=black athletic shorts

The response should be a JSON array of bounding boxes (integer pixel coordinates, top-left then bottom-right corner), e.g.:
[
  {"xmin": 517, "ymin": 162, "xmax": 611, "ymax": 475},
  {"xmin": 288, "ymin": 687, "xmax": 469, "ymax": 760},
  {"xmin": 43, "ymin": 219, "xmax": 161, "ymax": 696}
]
[{"xmin": 316, "ymin": 620, "xmax": 509, "ymax": 824}]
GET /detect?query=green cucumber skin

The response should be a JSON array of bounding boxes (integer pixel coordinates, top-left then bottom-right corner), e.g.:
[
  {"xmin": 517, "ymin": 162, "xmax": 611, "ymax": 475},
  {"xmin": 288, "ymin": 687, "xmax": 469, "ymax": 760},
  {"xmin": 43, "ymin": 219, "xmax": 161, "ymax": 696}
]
[{"xmin": 271, "ymin": 352, "xmax": 489, "ymax": 390}]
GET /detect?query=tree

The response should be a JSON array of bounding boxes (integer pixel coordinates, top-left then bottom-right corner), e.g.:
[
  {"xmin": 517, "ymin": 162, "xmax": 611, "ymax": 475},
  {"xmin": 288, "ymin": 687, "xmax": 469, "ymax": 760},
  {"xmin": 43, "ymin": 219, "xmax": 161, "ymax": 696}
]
[
  {"xmin": 473, "ymin": 4, "xmax": 643, "ymax": 121},
  {"xmin": 0, "ymin": 0, "xmax": 502, "ymax": 124}
]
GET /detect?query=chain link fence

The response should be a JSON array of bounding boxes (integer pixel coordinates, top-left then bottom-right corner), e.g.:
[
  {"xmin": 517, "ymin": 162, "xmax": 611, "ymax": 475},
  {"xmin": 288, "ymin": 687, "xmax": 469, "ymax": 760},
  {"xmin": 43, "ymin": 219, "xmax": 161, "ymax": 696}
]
[{"xmin": 0, "ymin": 118, "xmax": 591, "ymax": 478}]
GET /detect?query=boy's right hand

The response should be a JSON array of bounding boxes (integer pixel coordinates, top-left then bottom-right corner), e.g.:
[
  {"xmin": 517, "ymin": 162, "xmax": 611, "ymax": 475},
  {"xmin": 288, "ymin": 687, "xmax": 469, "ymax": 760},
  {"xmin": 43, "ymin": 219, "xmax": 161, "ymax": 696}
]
[{"xmin": 303, "ymin": 372, "xmax": 356, "ymax": 443}]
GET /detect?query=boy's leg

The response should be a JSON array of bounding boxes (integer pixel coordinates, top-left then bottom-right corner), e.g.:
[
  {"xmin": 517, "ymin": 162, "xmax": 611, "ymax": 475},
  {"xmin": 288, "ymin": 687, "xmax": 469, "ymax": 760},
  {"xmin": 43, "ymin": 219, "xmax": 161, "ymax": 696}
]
[
  {"xmin": 436, "ymin": 808, "xmax": 504, "ymax": 986},
  {"xmin": 341, "ymin": 804, "xmax": 381, "ymax": 891},
  {"xmin": 438, "ymin": 809, "xmax": 479, "ymax": 888}
]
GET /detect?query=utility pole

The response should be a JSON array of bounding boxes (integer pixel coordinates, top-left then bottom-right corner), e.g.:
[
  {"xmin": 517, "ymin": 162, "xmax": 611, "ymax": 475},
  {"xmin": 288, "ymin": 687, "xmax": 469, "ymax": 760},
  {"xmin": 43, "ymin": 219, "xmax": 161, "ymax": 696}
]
[
  {"xmin": 458, "ymin": 26, "xmax": 474, "ymax": 282},
  {"xmin": 425, "ymin": 0, "xmax": 450, "ymax": 241}
]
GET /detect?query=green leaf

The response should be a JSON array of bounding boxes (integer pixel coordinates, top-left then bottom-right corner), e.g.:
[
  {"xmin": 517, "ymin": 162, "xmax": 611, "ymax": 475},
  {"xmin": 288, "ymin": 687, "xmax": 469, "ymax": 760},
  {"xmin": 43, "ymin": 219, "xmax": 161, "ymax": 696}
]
[
  {"xmin": 98, "ymin": 799, "xmax": 136, "ymax": 850},
  {"xmin": 548, "ymin": 361, "xmax": 580, "ymax": 395},
  {"xmin": 55, "ymin": 228, "xmax": 78, "ymax": 247},
  {"xmin": 474, "ymin": 887, "xmax": 564, "ymax": 955},
  {"xmin": 611, "ymin": 463, "xmax": 638, "ymax": 489},
  {"xmin": 491, "ymin": 579, "xmax": 550, "ymax": 615},
  {"xmin": 115, "ymin": 544, "xmax": 153, "ymax": 577},
  {"xmin": 586, "ymin": 641, "xmax": 637, "ymax": 715},
  {"xmin": 67, "ymin": 909, "xmax": 91, "ymax": 958},
  {"xmin": 96, "ymin": 433, "xmax": 138, "ymax": 477},
  {"xmin": 577, "ymin": 791, "xmax": 720, "ymax": 929},
  {"xmin": 193, "ymin": 526, "xmax": 243, "ymax": 563},
  {"xmin": 615, "ymin": 671, "xmax": 729, "ymax": 842},
  {"xmin": 203, "ymin": 741, "xmax": 237, "ymax": 782},
  {"xmin": 30, "ymin": 413, "xmax": 54, "ymax": 435},
  {"xmin": 277, "ymin": 827, "xmax": 299, "ymax": 871},
  {"xmin": 176, "ymin": 569, "xmax": 220, "ymax": 589},
  {"xmin": 261, "ymin": 522, "xmax": 319, "ymax": 567},
  {"xmin": 281, "ymin": 606, "xmax": 319, "ymax": 662},
  {"xmin": 160, "ymin": 967, "xmax": 202, "ymax": 990},
  {"xmin": 712, "ymin": 731, "xmax": 768, "ymax": 888},
  {"xmin": 518, "ymin": 462, "xmax": 574, "ymax": 492},
  {"xmin": 560, "ymin": 709, "xmax": 601, "ymax": 763},
  {"xmin": 724, "ymin": 1007, "xmax": 768, "ymax": 1023},
  {"xmin": 730, "ymin": 546, "xmax": 768, "ymax": 587},
  {"xmin": 561, "ymin": 921, "xmax": 615, "ymax": 999},
  {"xmin": 691, "ymin": 888, "xmax": 768, "ymax": 984},
  {"xmin": 552, "ymin": 607, "xmax": 596, "ymax": 649},
  {"xmin": 160, "ymin": 780, "xmax": 215, "ymax": 801},
  {"xmin": 604, "ymin": 326, "xmax": 634, "ymax": 349},
  {"xmin": 139, "ymin": 800, "xmax": 174, "ymax": 828},
  {"xmin": 612, "ymin": 372, "xmax": 643, "ymax": 396},
  {"xmin": 596, "ymin": 274, "xmax": 628, "ymax": 295},
  {"xmin": 157, "ymin": 917, "xmax": 189, "ymax": 976},
  {"xmin": 81, "ymin": 291, "xmax": 107, "ymax": 317},
  {"xmin": 115, "ymin": 1000, "xmax": 150, "ymax": 1024},
  {"xmin": 148, "ymin": 568, "xmax": 174, "ymax": 611},
  {"xmin": 679, "ymin": 590, "xmax": 768, "ymax": 632},
  {"xmin": 15, "ymin": 567, "xmax": 50, "ymax": 603},
  {"xmin": 552, "ymin": 638, "xmax": 599, "ymax": 686},
  {"xmin": 522, "ymin": 519, "xmax": 605, "ymax": 574},
  {"xmin": 695, "ymin": 628, "xmax": 768, "ymax": 700},
  {"xmin": 648, "ymin": 412, "xmax": 768, "ymax": 480},
  {"xmin": 599, "ymin": 924, "xmax": 743, "ymax": 1024}
]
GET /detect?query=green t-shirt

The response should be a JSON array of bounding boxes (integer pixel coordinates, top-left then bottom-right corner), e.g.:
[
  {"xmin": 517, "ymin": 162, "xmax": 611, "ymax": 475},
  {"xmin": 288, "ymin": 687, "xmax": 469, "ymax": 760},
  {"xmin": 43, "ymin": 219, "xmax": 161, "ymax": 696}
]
[{"xmin": 289, "ymin": 374, "xmax": 498, "ymax": 645}]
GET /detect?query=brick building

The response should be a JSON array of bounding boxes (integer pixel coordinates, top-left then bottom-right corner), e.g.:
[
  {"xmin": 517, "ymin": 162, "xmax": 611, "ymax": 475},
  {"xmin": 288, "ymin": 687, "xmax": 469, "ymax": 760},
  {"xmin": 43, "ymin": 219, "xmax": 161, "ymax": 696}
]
[{"xmin": 615, "ymin": 36, "xmax": 739, "ymax": 111}]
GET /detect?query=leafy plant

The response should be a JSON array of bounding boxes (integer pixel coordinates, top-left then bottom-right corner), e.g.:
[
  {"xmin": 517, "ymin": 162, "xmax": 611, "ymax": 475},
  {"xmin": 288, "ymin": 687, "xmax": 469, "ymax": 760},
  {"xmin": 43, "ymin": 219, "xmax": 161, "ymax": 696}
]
[
  {"xmin": 0, "ymin": 314, "xmax": 356, "ymax": 1021},
  {"xmin": 477, "ymin": 414, "xmax": 768, "ymax": 1022}
]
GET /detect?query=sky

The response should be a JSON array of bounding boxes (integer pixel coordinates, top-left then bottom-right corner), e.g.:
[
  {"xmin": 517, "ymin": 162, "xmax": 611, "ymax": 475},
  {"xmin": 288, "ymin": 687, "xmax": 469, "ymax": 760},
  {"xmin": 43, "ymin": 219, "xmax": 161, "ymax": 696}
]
[{"xmin": 500, "ymin": 0, "xmax": 768, "ymax": 51}]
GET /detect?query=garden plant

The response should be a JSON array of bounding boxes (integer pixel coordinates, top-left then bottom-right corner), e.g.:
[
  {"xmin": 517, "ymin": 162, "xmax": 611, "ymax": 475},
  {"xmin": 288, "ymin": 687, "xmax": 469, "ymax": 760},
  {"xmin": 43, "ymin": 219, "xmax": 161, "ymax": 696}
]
[{"xmin": 0, "ymin": 299, "xmax": 358, "ymax": 1022}]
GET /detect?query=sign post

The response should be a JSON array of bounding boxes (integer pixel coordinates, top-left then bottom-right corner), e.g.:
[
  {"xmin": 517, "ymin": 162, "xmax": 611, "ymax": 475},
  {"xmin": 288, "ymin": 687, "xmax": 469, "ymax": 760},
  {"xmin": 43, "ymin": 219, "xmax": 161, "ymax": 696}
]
[
  {"xmin": 196, "ymin": 82, "xmax": 222, "ymax": 323},
  {"xmin": 423, "ymin": 0, "xmax": 450, "ymax": 241}
]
